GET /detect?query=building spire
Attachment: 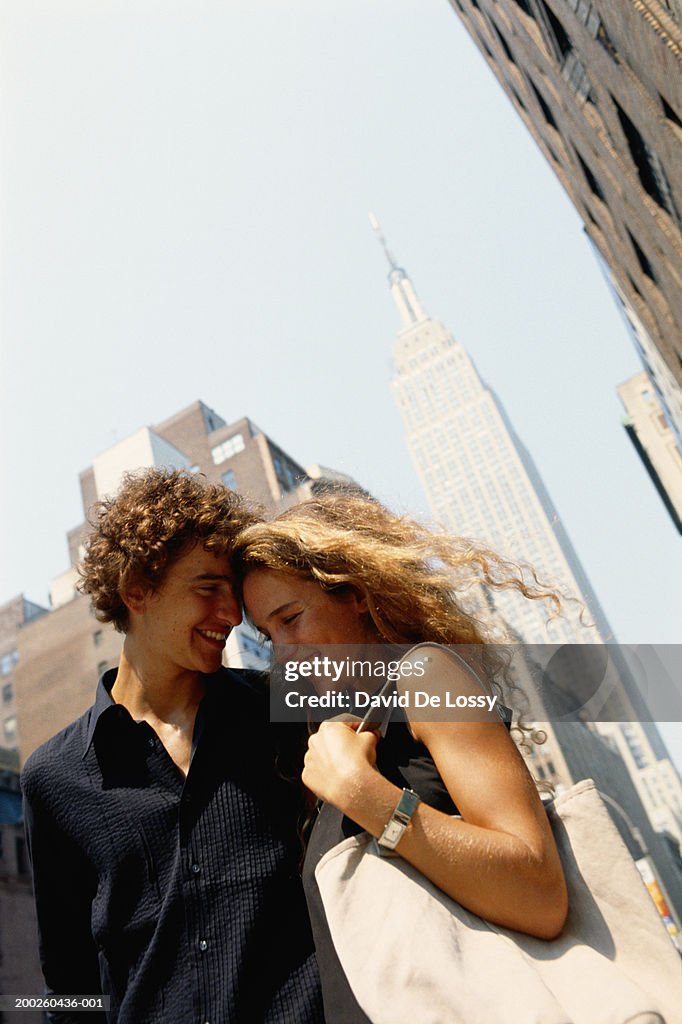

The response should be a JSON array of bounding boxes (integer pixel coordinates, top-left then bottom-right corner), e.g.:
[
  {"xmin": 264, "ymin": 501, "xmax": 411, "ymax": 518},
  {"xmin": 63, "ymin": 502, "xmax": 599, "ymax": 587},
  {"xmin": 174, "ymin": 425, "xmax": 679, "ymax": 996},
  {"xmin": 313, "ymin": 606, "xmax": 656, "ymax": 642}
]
[{"xmin": 368, "ymin": 211, "xmax": 428, "ymax": 329}]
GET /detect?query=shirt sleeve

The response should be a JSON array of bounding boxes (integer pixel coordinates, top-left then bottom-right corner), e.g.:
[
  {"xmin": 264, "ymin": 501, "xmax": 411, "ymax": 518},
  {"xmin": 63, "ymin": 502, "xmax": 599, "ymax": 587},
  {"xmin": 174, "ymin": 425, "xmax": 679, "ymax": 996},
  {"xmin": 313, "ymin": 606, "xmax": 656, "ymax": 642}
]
[{"xmin": 22, "ymin": 780, "xmax": 107, "ymax": 1024}]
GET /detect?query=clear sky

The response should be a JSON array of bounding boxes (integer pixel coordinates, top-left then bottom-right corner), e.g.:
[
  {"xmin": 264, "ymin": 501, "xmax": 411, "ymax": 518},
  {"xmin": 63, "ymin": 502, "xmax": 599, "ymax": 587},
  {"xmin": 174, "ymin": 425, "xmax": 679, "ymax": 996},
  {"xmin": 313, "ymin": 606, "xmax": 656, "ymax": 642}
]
[{"xmin": 1, "ymin": 2, "xmax": 680, "ymax": 757}]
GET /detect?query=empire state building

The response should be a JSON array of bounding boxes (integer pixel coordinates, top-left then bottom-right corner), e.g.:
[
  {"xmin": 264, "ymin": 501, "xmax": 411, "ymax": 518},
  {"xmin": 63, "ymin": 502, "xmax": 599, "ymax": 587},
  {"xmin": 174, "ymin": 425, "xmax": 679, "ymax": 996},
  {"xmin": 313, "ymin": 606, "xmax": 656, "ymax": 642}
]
[{"xmin": 371, "ymin": 214, "xmax": 612, "ymax": 645}]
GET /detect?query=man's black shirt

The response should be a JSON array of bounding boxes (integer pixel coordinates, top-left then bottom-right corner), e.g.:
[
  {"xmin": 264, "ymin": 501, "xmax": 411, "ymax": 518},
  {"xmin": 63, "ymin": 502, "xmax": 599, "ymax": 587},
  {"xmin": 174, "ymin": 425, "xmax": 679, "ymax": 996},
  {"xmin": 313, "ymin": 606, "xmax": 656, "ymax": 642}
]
[{"xmin": 22, "ymin": 668, "xmax": 323, "ymax": 1024}]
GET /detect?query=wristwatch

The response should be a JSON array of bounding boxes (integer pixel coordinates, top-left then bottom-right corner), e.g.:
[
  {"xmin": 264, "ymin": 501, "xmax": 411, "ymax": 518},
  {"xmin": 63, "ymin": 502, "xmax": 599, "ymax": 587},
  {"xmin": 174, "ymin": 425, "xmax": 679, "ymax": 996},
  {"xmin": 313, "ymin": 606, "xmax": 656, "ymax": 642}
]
[{"xmin": 377, "ymin": 788, "xmax": 421, "ymax": 851}]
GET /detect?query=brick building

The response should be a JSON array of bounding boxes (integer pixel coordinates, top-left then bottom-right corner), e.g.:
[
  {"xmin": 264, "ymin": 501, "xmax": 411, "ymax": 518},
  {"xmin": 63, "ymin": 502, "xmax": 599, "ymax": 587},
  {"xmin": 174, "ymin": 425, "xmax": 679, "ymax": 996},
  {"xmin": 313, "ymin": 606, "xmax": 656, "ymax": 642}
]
[{"xmin": 0, "ymin": 598, "xmax": 47, "ymax": 757}]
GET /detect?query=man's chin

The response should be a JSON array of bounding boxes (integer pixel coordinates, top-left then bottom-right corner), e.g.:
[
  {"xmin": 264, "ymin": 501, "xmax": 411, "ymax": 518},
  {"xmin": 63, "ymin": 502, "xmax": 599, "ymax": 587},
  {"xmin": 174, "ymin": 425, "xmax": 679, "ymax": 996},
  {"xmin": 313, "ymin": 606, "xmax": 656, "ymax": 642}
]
[{"xmin": 201, "ymin": 653, "xmax": 225, "ymax": 674}]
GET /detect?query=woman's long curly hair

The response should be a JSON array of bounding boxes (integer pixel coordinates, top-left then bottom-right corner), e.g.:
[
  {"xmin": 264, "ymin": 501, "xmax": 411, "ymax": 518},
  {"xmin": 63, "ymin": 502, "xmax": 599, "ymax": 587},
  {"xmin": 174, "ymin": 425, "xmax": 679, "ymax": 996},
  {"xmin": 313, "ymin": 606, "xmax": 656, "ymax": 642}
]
[
  {"xmin": 233, "ymin": 492, "xmax": 563, "ymax": 837},
  {"xmin": 233, "ymin": 492, "xmax": 561, "ymax": 644},
  {"xmin": 232, "ymin": 492, "xmax": 563, "ymax": 723}
]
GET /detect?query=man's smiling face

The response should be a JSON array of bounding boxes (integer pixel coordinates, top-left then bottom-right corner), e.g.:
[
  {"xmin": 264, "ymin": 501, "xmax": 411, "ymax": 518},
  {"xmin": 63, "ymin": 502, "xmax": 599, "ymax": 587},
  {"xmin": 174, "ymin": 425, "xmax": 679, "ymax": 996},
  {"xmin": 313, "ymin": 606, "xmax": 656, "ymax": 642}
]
[{"xmin": 131, "ymin": 543, "xmax": 242, "ymax": 678}]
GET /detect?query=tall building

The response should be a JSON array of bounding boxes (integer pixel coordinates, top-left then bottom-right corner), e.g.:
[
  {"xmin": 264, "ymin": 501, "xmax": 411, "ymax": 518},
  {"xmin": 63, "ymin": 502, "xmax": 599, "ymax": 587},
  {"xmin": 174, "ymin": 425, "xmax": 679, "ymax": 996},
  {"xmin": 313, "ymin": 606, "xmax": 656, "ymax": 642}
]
[
  {"xmin": 0, "ymin": 596, "xmax": 47, "ymax": 755},
  {"xmin": 445, "ymin": 0, "xmax": 682, "ymax": 507},
  {"xmin": 617, "ymin": 370, "xmax": 682, "ymax": 532},
  {"xmin": 371, "ymin": 214, "xmax": 613, "ymax": 644},
  {"xmin": 598, "ymin": 720, "xmax": 682, "ymax": 843},
  {"xmin": 372, "ymin": 218, "xmax": 682, "ymax": 924},
  {"xmin": 13, "ymin": 400, "xmax": 316, "ymax": 762}
]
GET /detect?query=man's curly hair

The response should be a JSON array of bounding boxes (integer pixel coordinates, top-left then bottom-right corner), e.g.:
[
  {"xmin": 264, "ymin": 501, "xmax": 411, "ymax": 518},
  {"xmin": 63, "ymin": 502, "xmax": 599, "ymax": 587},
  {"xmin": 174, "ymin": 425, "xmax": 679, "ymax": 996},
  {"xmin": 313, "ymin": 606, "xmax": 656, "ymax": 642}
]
[{"xmin": 78, "ymin": 467, "xmax": 260, "ymax": 632}]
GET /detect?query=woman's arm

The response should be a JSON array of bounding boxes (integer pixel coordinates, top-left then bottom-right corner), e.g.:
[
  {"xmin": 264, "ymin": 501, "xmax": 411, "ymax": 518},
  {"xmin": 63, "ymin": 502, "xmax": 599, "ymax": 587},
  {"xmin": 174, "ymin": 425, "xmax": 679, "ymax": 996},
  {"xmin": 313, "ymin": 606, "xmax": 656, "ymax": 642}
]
[{"xmin": 302, "ymin": 652, "xmax": 568, "ymax": 940}]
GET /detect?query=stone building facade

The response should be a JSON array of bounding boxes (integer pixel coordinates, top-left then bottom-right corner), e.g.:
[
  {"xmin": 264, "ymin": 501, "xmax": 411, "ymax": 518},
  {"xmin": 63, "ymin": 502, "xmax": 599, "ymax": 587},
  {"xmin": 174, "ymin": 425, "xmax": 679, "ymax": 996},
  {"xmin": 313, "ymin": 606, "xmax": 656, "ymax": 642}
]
[
  {"xmin": 0, "ymin": 599, "xmax": 47, "ymax": 758},
  {"xmin": 446, "ymin": 0, "xmax": 682, "ymax": 506},
  {"xmin": 618, "ymin": 369, "xmax": 682, "ymax": 531}
]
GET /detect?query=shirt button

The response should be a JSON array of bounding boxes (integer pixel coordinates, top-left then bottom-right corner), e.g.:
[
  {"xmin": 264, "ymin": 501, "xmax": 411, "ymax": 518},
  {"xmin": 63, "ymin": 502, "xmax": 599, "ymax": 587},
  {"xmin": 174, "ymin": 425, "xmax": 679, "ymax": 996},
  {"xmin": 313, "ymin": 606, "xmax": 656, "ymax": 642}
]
[
  {"xmin": 199, "ymin": 939, "xmax": 208, "ymax": 952},
  {"xmin": 191, "ymin": 863, "xmax": 201, "ymax": 874}
]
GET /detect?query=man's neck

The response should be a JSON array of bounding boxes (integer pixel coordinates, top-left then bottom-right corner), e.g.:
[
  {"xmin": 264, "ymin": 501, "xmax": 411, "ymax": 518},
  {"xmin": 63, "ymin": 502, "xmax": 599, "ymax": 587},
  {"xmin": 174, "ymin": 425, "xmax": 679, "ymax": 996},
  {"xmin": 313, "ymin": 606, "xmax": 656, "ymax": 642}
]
[
  {"xmin": 112, "ymin": 644, "xmax": 209, "ymax": 777},
  {"xmin": 112, "ymin": 643, "xmax": 207, "ymax": 724}
]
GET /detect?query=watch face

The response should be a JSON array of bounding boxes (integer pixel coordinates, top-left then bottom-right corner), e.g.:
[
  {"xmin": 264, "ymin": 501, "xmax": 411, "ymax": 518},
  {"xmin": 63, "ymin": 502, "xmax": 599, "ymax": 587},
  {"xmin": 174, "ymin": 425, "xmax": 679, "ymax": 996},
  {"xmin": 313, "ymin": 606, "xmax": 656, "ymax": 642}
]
[{"xmin": 378, "ymin": 789, "xmax": 421, "ymax": 849}]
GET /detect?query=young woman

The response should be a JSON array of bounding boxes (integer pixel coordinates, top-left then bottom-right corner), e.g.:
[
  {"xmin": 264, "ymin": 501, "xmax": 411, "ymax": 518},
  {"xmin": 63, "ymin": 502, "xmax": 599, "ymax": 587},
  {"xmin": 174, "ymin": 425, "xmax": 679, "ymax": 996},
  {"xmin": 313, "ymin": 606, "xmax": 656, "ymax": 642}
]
[{"xmin": 233, "ymin": 493, "xmax": 568, "ymax": 1023}]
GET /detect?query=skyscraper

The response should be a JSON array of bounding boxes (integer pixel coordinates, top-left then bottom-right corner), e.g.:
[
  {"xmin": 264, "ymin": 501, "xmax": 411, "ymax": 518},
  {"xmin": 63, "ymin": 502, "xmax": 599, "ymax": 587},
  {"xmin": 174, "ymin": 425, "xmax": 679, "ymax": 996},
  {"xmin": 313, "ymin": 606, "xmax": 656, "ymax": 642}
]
[
  {"xmin": 371, "ymin": 220, "xmax": 682, "ymax": 928},
  {"xmin": 444, "ymin": 0, "xmax": 682, "ymax": 511},
  {"xmin": 372, "ymin": 214, "xmax": 612, "ymax": 644},
  {"xmin": 618, "ymin": 370, "xmax": 682, "ymax": 533}
]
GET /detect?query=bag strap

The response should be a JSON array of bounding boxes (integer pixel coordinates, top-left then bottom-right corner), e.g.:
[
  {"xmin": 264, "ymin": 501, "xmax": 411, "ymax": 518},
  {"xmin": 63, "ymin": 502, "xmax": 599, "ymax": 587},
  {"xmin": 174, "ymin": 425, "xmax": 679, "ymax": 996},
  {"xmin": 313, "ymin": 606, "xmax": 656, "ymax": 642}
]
[
  {"xmin": 356, "ymin": 676, "xmax": 395, "ymax": 736},
  {"xmin": 355, "ymin": 643, "xmax": 515, "ymax": 739}
]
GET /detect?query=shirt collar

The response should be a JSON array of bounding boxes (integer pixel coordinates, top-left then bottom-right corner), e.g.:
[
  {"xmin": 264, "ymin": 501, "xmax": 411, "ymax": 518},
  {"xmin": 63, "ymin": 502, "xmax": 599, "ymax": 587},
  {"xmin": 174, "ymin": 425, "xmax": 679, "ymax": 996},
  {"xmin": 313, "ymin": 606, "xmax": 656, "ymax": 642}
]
[
  {"xmin": 81, "ymin": 666, "xmax": 255, "ymax": 759},
  {"xmin": 83, "ymin": 667, "xmax": 121, "ymax": 758}
]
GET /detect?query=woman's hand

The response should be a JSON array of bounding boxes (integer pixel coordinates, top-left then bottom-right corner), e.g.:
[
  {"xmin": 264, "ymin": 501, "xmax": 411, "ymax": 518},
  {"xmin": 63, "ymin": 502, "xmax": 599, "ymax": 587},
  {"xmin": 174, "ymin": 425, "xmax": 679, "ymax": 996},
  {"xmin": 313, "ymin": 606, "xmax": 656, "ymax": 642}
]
[
  {"xmin": 302, "ymin": 720, "xmax": 379, "ymax": 809},
  {"xmin": 304, "ymin": 648, "xmax": 568, "ymax": 941}
]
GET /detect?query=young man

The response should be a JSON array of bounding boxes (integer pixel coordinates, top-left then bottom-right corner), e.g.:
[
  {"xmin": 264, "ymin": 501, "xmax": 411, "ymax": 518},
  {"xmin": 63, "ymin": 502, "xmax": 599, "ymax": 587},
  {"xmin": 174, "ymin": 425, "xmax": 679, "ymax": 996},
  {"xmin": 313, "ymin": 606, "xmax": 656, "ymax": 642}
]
[{"xmin": 21, "ymin": 468, "xmax": 323, "ymax": 1024}]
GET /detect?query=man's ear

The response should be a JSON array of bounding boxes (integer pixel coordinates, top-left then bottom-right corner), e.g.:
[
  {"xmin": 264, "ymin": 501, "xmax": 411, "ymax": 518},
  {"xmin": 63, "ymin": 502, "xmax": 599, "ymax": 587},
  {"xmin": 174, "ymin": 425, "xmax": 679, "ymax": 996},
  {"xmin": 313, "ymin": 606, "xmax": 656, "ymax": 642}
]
[{"xmin": 121, "ymin": 582, "xmax": 148, "ymax": 617}]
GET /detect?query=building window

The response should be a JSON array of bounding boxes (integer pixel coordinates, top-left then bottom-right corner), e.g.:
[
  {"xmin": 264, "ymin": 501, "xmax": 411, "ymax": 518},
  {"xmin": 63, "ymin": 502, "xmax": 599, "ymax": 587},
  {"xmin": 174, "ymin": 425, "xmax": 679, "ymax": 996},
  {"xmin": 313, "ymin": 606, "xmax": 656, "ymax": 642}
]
[
  {"xmin": 660, "ymin": 93, "xmax": 682, "ymax": 128},
  {"xmin": 537, "ymin": 0, "xmax": 571, "ymax": 59},
  {"xmin": 0, "ymin": 649, "xmax": 18, "ymax": 676},
  {"xmin": 562, "ymin": 50, "xmax": 591, "ymax": 101},
  {"xmin": 490, "ymin": 20, "xmax": 516, "ymax": 64},
  {"xmin": 528, "ymin": 78, "xmax": 557, "ymax": 129},
  {"xmin": 93, "ymin": 630, "xmax": 103, "ymax": 647},
  {"xmin": 627, "ymin": 273, "xmax": 642, "ymax": 298},
  {"xmin": 211, "ymin": 433, "xmax": 245, "ymax": 465},
  {"xmin": 575, "ymin": 151, "xmax": 605, "ymax": 201},
  {"xmin": 596, "ymin": 26, "xmax": 618, "ymax": 61},
  {"xmin": 3, "ymin": 716, "xmax": 17, "ymax": 743},
  {"xmin": 479, "ymin": 37, "xmax": 494, "ymax": 59},
  {"xmin": 572, "ymin": 1, "xmax": 610, "ymax": 44},
  {"xmin": 614, "ymin": 98, "xmax": 681, "ymax": 224},
  {"xmin": 627, "ymin": 230, "xmax": 657, "ymax": 282},
  {"xmin": 2, "ymin": 682, "xmax": 12, "ymax": 705},
  {"xmin": 97, "ymin": 660, "xmax": 109, "ymax": 678},
  {"xmin": 222, "ymin": 469, "xmax": 237, "ymax": 490},
  {"xmin": 510, "ymin": 0, "xmax": 534, "ymax": 17}
]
